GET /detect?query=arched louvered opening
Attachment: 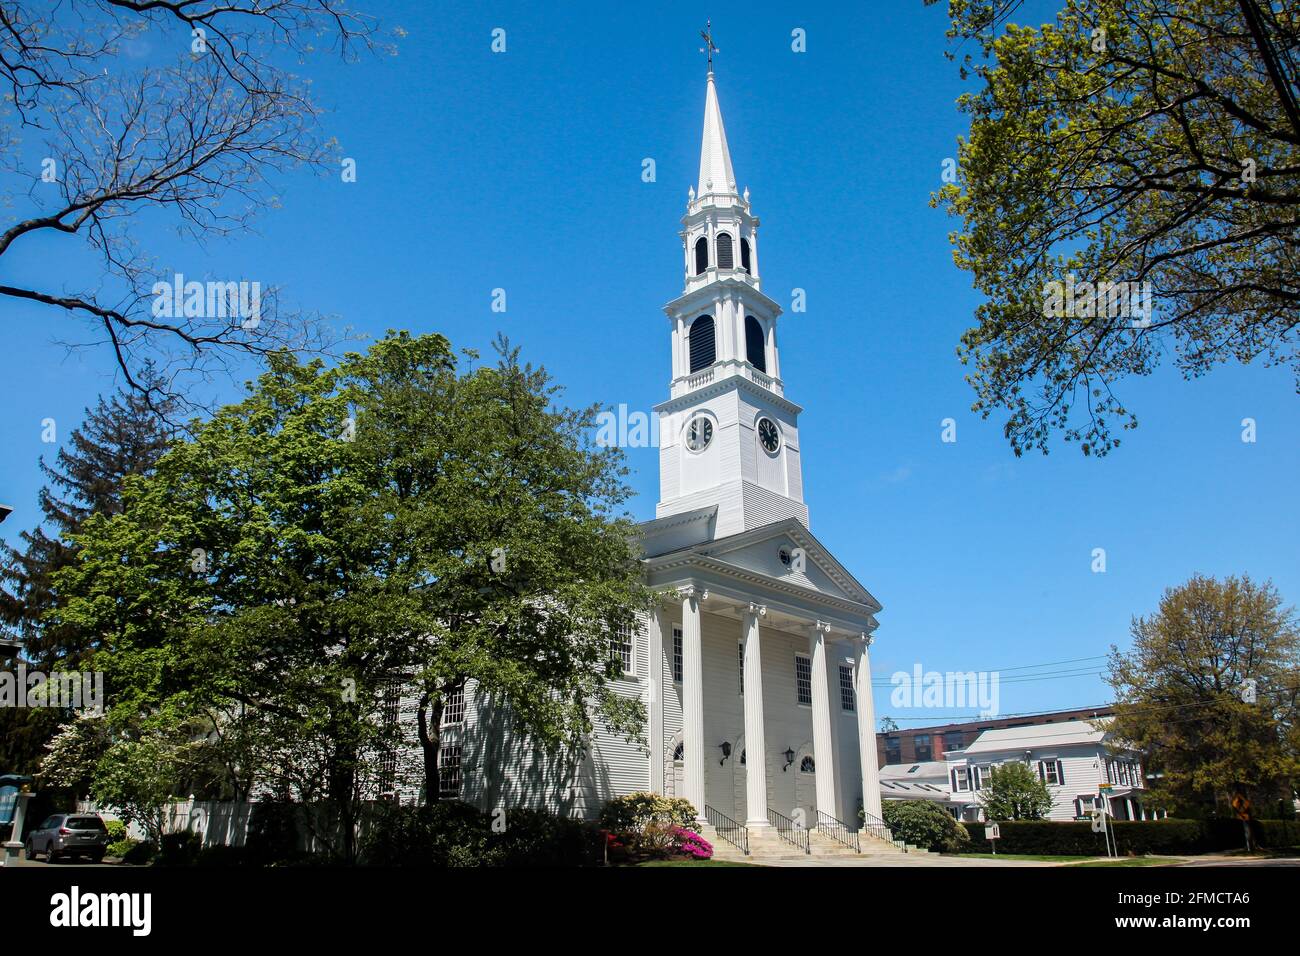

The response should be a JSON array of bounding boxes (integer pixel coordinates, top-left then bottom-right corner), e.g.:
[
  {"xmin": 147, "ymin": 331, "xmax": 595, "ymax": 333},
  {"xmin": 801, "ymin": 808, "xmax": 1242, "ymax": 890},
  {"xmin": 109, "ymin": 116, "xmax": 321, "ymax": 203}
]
[
  {"xmin": 800, "ymin": 756, "xmax": 816, "ymax": 774},
  {"xmin": 745, "ymin": 315, "xmax": 766, "ymax": 372},
  {"xmin": 694, "ymin": 236, "xmax": 709, "ymax": 275},
  {"xmin": 716, "ymin": 232, "xmax": 734, "ymax": 270},
  {"xmin": 688, "ymin": 316, "xmax": 716, "ymax": 373},
  {"xmin": 740, "ymin": 237, "xmax": 751, "ymax": 273}
]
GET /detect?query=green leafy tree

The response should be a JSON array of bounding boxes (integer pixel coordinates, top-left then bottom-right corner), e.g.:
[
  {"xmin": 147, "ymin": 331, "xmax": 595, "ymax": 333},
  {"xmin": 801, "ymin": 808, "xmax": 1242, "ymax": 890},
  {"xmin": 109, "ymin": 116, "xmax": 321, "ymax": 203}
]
[
  {"xmin": 1107, "ymin": 574, "xmax": 1300, "ymax": 815},
  {"xmin": 930, "ymin": 0, "xmax": 1300, "ymax": 456},
  {"xmin": 347, "ymin": 334, "xmax": 652, "ymax": 800},
  {"xmin": 46, "ymin": 332, "xmax": 650, "ymax": 857},
  {"xmin": 0, "ymin": 370, "xmax": 176, "ymax": 666},
  {"xmin": 979, "ymin": 761, "xmax": 1054, "ymax": 820}
]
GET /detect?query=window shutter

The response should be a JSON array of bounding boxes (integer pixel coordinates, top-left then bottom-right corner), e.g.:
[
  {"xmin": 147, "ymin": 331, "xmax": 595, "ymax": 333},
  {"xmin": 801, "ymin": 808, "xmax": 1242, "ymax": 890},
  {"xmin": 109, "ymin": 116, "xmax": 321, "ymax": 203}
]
[
  {"xmin": 745, "ymin": 315, "xmax": 766, "ymax": 371},
  {"xmin": 951, "ymin": 769, "xmax": 958, "ymax": 792},
  {"xmin": 688, "ymin": 316, "xmax": 716, "ymax": 372},
  {"xmin": 1056, "ymin": 760, "xmax": 1065, "ymax": 785},
  {"xmin": 716, "ymin": 232, "xmax": 733, "ymax": 270},
  {"xmin": 1038, "ymin": 761, "xmax": 1045, "ymax": 782}
]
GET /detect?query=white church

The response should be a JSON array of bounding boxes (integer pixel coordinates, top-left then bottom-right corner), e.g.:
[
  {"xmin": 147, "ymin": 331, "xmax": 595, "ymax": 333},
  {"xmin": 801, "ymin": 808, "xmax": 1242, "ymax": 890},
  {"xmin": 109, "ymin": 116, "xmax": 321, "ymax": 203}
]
[{"xmin": 405, "ymin": 65, "xmax": 892, "ymax": 857}]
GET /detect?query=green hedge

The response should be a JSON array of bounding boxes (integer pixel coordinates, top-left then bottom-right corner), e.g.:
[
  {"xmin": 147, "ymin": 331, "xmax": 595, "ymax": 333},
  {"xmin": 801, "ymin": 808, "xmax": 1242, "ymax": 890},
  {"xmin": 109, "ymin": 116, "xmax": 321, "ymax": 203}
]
[
  {"xmin": 960, "ymin": 818, "xmax": 1300, "ymax": 856},
  {"xmin": 360, "ymin": 801, "xmax": 603, "ymax": 867}
]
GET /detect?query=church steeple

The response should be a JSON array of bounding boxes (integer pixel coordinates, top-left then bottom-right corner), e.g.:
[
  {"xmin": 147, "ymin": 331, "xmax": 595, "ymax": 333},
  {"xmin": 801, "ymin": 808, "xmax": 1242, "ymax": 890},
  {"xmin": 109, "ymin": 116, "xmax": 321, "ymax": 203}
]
[
  {"xmin": 698, "ymin": 73, "xmax": 736, "ymax": 199},
  {"xmin": 653, "ymin": 58, "xmax": 809, "ymax": 539}
]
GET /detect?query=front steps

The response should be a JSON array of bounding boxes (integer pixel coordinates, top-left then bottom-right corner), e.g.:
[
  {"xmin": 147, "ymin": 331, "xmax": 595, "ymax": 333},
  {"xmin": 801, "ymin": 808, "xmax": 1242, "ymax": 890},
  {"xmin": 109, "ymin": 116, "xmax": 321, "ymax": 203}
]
[{"xmin": 698, "ymin": 823, "xmax": 912, "ymax": 864}]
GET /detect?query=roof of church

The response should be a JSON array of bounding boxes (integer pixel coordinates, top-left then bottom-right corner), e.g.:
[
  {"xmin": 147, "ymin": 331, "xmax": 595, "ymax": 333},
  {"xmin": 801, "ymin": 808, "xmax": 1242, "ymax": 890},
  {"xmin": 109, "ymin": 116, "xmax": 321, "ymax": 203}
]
[{"xmin": 698, "ymin": 72, "xmax": 737, "ymax": 197}]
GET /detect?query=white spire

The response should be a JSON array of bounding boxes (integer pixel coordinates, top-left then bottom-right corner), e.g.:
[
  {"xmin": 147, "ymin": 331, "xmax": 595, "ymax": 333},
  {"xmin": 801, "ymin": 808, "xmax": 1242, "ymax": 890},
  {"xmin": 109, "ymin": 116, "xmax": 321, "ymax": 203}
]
[{"xmin": 697, "ymin": 72, "xmax": 737, "ymax": 197}]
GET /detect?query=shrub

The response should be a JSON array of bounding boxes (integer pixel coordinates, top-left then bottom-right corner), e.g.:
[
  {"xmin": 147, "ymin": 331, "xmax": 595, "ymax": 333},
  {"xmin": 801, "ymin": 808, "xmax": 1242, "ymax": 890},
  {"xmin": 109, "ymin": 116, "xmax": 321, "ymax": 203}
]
[
  {"xmin": 598, "ymin": 793, "xmax": 696, "ymax": 834},
  {"xmin": 361, "ymin": 800, "xmax": 497, "ymax": 866},
  {"xmin": 105, "ymin": 819, "xmax": 127, "ymax": 842},
  {"xmin": 882, "ymin": 800, "xmax": 970, "ymax": 853},
  {"xmin": 956, "ymin": 818, "xmax": 1300, "ymax": 856},
  {"xmin": 157, "ymin": 831, "xmax": 202, "ymax": 866},
  {"xmin": 106, "ymin": 837, "xmax": 137, "ymax": 859},
  {"xmin": 245, "ymin": 799, "xmax": 302, "ymax": 865},
  {"xmin": 672, "ymin": 827, "xmax": 713, "ymax": 860},
  {"xmin": 194, "ymin": 845, "xmax": 253, "ymax": 866},
  {"xmin": 494, "ymin": 808, "xmax": 603, "ymax": 867},
  {"xmin": 120, "ymin": 840, "xmax": 156, "ymax": 866}
]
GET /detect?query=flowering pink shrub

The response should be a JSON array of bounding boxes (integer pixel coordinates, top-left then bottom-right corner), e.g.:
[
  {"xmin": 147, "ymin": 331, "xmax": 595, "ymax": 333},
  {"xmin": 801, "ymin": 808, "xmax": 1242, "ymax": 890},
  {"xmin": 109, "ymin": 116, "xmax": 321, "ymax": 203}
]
[{"xmin": 672, "ymin": 827, "xmax": 713, "ymax": 860}]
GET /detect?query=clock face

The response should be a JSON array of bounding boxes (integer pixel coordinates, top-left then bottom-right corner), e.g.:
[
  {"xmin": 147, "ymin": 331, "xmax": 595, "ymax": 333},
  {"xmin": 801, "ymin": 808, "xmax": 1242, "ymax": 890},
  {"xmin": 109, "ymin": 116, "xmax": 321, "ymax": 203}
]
[
  {"xmin": 685, "ymin": 417, "xmax": 713, "ymax": 452},
  {"xmin": 757, "ymin": 417, "xmax": 780, "ymax": 453}
]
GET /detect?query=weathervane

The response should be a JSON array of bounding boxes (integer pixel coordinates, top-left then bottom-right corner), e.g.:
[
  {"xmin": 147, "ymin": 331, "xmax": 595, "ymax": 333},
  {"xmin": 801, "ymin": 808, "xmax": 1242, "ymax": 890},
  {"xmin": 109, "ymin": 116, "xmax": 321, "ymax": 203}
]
[{"xmin": 699, "ymin": 19, "xmax": 719, "ymax": 72}]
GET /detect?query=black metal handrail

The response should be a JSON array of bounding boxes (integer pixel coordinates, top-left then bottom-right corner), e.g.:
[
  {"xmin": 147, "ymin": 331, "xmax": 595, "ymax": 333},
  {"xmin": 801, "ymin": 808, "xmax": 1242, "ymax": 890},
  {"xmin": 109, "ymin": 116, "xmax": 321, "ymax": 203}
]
[
  {"xmin": 767, "ymin": 807, "xmax": 810, "ymax": 854},
  {"xmin": 816, "ymin": 810, "xmax": 861, "ymax": 852},
  {"xmin": 859, "ymin": 808, "xmax": 908, "ymax": 852},
  {"xmin": 704, "ymin": 805, "xmax": 749, "ymax": 855}
]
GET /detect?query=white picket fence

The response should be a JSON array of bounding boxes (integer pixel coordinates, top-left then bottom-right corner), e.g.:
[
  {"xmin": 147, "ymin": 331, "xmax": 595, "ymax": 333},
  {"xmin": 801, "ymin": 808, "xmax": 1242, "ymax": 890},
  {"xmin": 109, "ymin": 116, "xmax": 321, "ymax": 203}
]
[{"xmin": 77, "ymin": 798, "xmax": 252, "ymax": 847}]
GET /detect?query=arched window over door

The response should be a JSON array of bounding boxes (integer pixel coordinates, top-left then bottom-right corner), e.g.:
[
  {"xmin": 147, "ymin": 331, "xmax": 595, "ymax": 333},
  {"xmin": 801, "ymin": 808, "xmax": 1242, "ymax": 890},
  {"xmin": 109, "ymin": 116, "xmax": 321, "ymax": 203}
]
[
  {"xmin": 716, "ymin": 232, "xmax": 734, "ymax": 270},
  {"xmin": 688, "ymin": 316, "xmax": 716, "ymax": 373},
  {"xmin": 745, "ymin": 315, "xmax": 766, "ymax": 372},
  {"xmin": 694, "ymin": 237, "xmax": 709, "ymax": 275},
  {"xmin": 740, "ymin": 237, "xmax": 751, "ymax": 273}
]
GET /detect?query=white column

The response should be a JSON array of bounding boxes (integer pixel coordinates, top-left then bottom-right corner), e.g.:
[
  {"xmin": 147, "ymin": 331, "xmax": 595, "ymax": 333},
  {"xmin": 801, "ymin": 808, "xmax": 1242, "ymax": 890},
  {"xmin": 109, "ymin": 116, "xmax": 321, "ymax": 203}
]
[
  {"xmin": 742, "ymin": 603, "xmax": 769, "ymax": 827},
  {"xmin": 681, "ymin": 586, "xmax": 707, "ymax": 821},
  {"xmin": 648, "ymin": 608, "xmax": 666, "ymax": 794},
  {"xmin": 808, "ymin": 621, "xmax": 838, "ymax": 820},
  {"xmin": 854, "ymin": 634, "xmax": 884, "ymax": 823}
]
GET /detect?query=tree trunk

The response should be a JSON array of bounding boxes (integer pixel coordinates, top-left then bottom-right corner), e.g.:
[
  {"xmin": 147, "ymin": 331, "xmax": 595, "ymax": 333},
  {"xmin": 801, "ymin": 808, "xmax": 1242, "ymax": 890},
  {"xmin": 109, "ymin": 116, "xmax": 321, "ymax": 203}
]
[{"xmin": 417, "ymin": 690, "xmax": 444, "ymax": 803}]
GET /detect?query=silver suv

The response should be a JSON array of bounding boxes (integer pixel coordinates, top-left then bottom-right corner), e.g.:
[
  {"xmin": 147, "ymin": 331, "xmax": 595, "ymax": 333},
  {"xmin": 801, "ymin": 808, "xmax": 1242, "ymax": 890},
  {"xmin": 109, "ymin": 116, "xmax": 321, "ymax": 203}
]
[{"xmin": 25, "ymin": 813, "xmax": 110, "ymax": 863}]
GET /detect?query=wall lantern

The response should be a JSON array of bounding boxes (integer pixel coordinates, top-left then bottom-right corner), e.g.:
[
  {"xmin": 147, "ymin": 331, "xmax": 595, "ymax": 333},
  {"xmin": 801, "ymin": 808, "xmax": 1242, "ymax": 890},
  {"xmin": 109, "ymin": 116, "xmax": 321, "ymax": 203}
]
[
  {"xmin": 718, "ymin": 741, "xmax": 732, "ymax": 766},
  {"xmin": 783, "ymin": 747, "xmax": 796, "ymax": 772}
]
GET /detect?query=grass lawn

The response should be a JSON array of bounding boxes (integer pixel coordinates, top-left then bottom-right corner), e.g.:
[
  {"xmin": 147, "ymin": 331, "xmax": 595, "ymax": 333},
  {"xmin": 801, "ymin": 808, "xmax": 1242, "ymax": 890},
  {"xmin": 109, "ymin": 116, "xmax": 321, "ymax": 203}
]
[
  {"xmin": 635, "ymin": 859, "xmax": 764, "ymax": 867},
  {"xmin": 1067, "ymin": 857, "xmax": 1183, "ymax": 867},
  {"xmin": 960, "ymin": 853, "xmax": 1095, "ymax": 862}
]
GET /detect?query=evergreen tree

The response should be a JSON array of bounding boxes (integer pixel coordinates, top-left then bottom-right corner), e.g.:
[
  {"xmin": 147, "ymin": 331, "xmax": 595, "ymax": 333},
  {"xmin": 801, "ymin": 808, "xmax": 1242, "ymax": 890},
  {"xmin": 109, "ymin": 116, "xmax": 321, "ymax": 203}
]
[{"xmin": 0, "ymin": 369, "xmax": 176, "ymax": 666}]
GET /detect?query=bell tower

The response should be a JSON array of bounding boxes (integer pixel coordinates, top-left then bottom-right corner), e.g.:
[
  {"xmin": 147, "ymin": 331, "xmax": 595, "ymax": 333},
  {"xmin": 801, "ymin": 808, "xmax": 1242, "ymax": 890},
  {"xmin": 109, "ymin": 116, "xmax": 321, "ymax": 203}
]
[{"xmin": 655, "ymin": 63, "xmax": 808, "ymax": 538}]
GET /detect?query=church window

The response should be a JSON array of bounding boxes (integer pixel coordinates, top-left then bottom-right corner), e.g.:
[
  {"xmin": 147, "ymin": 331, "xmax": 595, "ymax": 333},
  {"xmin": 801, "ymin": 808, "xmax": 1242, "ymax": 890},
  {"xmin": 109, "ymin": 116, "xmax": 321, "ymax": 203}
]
[
  {"xmin": 745, "ymin": 315, "xmax": 766, "ymax": 372},
  {"xmin": 442, "ymin": 683, "xmax": 466, "ymax": 726},
  {"xmin": 839, "ymin": 664, "xmax": 855, "ymax": 712},
  {"xmin": 716, "ymin": 232, "xmax": 734, "ymax": 270},
  {"xmin": 740, "ymin": 237, "xmax": 751, "ymax": 273},
  {"xmin": 610, "ymin": 623, "xmax": 635, "ymax": 677},
  {"xmin": 795, "ymin": 654, "xmax": 812, "ymax": 705},
  {"xmin": 800, "ymin": 755, "xmax": 815, "ymax": 774},
  {"xmin": 439, "ymin": 744, "xmax": 462, "ymax": 798},
  {"xmin": 688, "ymin": 316, "xmax": 716, "ymax": 373},
  {"xmin": 673, "ymin": 742, "xmax": 684, "ymax": 762},
  {"xmin": 694, "ymin": 236, "xmax": 709, "ymax": 275},
  {"xmin": 672, "ymin": 625, "xmax": 683, "ymax": 682}
]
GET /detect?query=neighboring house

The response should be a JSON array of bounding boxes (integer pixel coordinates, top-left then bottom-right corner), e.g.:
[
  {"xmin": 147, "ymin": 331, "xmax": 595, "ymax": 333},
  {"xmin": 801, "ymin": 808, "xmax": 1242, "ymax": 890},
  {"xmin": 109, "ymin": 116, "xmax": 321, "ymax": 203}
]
[
  {"xmin": 946, "ymin": 720, "xmax": 1152, "ymax": 822},
  {"xmin": 379, "ymin": 66, "xmax": 889, "ymax": 837},
  {"xmin": 877, "ymin": 707, "xmax": 1114, "ymax": 767}
]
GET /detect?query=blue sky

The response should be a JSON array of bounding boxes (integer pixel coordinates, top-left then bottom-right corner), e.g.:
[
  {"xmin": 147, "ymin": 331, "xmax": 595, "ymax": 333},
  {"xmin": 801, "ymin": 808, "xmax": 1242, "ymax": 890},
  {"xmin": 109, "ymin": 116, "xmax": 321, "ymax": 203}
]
[{"xmin": 3, "ymin": 1, "xmax": 1297, "ymax": 727}]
